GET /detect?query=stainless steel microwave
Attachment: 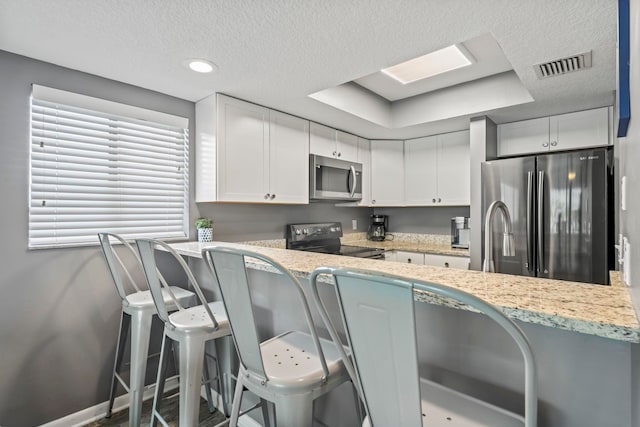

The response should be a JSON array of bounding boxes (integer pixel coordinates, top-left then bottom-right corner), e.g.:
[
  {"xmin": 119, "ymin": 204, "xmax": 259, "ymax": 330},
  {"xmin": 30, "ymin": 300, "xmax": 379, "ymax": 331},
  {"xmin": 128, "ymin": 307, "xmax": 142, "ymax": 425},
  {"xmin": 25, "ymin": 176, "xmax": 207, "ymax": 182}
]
[{"xmin": 310, "ymin": 154, "xmax": 362, "ymax": 201}]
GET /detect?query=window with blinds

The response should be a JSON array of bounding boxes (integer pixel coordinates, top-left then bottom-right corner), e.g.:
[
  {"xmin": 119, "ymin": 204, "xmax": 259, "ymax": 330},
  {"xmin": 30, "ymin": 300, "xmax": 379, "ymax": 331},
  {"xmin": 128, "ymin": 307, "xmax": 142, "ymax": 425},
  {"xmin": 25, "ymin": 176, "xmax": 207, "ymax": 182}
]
[{"xmin": 29, "ymin": 85, "xmax": 189, "ymax": 248}]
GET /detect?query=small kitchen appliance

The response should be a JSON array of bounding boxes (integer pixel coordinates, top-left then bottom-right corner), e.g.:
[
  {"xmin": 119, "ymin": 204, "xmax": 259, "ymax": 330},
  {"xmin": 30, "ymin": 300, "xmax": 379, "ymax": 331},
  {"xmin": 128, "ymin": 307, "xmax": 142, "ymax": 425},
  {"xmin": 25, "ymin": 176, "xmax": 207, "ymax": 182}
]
[
  {"xmin": 367, "ymin": 214, "xmax": 389, "ymax": 241},
  {"xmin": 286, "ymin": 222, "xmax": 385, "ymax": 259},
  {"xmin": 451, "ymin": 217, "xmax": 470, "ymax": 249}
]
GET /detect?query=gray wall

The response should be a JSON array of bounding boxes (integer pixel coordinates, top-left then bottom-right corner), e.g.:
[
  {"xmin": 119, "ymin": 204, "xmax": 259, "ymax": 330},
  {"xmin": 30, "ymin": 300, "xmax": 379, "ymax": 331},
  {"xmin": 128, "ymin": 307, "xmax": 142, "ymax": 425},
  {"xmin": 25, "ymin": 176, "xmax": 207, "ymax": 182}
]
[
  {"xmin": 0, "ymin": 51, "xmax": 196, "ymax": 426},
  {"xmin": 372, "ymin": 206, "xmax": 470, "ymax": 235},
  {"xmin": 197, "ymin": 202, "xmax": 372, "ymax": 242},
  {"xmin": 617, "ymin": 2, "xmax": 640, "ymax": 425},
  {"xmin": 0, "ymin": 50, "xmax": 371, "ymax": 426}
]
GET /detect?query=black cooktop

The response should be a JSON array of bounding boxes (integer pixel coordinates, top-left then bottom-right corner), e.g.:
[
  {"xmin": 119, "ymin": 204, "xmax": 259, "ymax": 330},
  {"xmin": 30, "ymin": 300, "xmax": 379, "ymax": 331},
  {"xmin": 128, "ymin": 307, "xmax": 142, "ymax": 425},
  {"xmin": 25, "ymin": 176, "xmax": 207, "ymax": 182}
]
[{"xmin": 285, "ymin": 222, "xmax": 385, "ymax": 259}]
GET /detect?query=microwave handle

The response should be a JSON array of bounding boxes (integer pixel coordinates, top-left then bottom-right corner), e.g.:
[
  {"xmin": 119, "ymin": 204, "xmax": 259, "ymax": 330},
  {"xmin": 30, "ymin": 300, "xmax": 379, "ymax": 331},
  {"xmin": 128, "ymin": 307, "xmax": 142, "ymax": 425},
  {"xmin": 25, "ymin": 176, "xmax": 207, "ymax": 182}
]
[{"xmin": 349, "ymin": 165, "xmax": 357, "ymax": 198}]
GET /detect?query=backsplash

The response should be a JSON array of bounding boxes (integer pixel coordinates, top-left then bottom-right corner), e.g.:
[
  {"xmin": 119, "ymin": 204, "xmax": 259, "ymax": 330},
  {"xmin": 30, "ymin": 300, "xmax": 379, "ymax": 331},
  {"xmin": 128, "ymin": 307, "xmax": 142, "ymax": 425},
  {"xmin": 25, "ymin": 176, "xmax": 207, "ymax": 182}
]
[{"xmin": 342, "ymin": 232, "xmax": 450, "ymax": 246}]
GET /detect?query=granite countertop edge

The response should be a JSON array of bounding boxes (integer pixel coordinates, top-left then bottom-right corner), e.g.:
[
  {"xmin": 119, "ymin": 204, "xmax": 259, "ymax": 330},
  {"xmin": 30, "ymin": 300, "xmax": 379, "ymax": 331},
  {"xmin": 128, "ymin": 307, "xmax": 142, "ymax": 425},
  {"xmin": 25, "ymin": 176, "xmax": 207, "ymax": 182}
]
[{"xmin": 170, "ymin": 240, "xmax": 640, "ymax": 343}]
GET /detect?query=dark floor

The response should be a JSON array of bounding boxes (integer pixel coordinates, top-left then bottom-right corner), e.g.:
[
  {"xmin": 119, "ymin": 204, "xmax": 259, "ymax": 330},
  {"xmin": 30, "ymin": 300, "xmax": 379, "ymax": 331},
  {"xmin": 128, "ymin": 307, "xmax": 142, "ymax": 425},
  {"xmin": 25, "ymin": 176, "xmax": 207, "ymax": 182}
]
[{"xmin": 86, "ymin": 392, "xmax": 227, "ymax": 427}]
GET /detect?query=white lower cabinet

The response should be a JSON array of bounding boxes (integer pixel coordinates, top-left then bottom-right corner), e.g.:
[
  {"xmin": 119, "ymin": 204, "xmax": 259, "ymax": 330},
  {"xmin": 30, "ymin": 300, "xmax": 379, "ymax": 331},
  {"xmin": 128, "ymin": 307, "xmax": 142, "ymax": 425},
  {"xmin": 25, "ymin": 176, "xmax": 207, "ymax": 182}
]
[
  {"xmin": 424, "ymin": 254, "xmax": 470, "ymax": 270},
  {"xmin": 385, "ymin": 250, "xmax": 469, "ymax": 270},
  {"xmin": 384, "ymin": 250, "xmax": 424, "ymax": 264}
]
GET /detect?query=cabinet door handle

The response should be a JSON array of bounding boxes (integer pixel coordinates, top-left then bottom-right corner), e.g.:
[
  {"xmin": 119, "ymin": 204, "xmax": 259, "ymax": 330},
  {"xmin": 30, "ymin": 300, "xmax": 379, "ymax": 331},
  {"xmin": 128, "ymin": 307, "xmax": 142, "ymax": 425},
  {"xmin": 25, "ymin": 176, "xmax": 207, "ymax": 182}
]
[
  {"xmin": 438, "ymin": 198, "xmax": 442, "ymax": 203},
  {"xmin": 270, "ymin": 194, "xmax": 276, "ymax": 200},
  {"xmin": 542, "ymin": 142, "xmax": 549, "ymax": 148},
  {"xmin": 444, "ymin": 262, "xmax": 450, "ymax": 268},
  {"xmin": 432, "ymin": 198, "xmax": 436, "ymax": 203},
  {"xmin": 337, "ymin": 152, "xmax": 341, "ymax": 157},
  {"xmin": 550, "ymin": 141, "xmax": 558, "ymax": 147},
  {"xmin": 407, "ymin": 258, "xmax": 412, "ymax": 263},
  {"xmin": 264, "ymin": 193, "xmax": 270, "ymax": 199},
  {"xmin": 372, "ymin": 200, "xmax": 376, "ymax": 204},
  {"xmin": 332, "ymin": 150, "xmax": 337, "ymax": 157}
]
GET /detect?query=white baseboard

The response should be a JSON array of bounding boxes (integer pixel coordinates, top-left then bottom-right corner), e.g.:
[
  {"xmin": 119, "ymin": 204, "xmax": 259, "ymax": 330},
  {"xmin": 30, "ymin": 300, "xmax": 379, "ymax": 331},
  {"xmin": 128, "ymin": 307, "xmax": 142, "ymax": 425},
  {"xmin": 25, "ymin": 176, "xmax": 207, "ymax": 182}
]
[
  {"xmin": 41, "ymin": 376, "xmax": 260, "ymax": 427},
  {"xmin": 39, "ymin": 377, "xmax": 179, "ymax": 427}
]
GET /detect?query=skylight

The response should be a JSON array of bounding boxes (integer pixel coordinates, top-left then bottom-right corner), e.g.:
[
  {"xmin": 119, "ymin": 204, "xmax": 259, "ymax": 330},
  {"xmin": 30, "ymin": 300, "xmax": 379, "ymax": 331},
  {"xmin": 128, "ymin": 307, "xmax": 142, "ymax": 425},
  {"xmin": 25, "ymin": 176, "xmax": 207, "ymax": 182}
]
[{"xmin": 381, "ymin": 44, "xmax": 475, "ymax": 84}]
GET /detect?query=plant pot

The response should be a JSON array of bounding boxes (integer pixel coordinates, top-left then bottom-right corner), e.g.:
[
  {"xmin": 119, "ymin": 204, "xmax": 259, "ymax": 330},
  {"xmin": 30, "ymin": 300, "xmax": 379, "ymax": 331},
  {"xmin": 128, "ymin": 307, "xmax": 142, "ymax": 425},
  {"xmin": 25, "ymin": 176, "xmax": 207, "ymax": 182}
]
[{"xmin": 198, "ymin": 227, "xmax": 213, "ymax": 243}]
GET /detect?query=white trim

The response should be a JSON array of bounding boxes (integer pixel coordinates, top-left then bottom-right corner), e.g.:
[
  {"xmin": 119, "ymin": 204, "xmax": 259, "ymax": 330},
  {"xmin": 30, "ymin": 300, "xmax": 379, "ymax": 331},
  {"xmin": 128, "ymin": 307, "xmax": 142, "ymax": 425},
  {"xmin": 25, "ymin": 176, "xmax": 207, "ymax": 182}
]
[{"xmin": 38, "ymin": 377, "xmax": 179, "ymax": 427}]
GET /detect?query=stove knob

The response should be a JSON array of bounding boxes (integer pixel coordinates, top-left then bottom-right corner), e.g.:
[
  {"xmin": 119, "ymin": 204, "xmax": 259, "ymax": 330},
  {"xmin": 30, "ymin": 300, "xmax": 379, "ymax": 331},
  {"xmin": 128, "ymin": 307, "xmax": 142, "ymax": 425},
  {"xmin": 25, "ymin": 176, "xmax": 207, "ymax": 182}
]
[
  {"xmin": 302, "ymin": 228, "xmax": 309, "ymax": 235},
  {"xmin": 295, "ymin": 229, "xmax": 301, "ymax": 235},
  {"xmin": 329, "ymin": 227, "xmax": 336, "ymax": 232}
]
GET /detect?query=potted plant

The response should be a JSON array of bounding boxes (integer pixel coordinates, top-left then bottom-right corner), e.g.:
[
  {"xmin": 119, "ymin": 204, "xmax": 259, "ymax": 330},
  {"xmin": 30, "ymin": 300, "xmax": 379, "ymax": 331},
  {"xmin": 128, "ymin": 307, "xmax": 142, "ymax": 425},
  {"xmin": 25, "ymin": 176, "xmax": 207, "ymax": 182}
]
[{"xmin": 195, "ymin": 217, "xmax": 213, "ymax": 243}]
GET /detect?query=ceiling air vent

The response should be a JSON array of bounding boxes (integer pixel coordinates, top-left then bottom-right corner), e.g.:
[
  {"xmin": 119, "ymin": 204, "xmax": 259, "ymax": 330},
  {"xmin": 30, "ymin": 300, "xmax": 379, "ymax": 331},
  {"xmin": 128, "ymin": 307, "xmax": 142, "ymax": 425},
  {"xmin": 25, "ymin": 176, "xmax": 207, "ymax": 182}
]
[{"xmin": 534, "ymin": 51, "xmax": 592, "ymax": 79}]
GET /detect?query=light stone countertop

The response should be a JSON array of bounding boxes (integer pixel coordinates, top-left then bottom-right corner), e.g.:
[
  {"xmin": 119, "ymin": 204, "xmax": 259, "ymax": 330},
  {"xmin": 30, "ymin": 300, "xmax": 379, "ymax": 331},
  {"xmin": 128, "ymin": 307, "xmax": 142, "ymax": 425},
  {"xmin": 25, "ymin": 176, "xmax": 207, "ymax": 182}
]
[{"xmin": 170, "ymin": 241, "xmax": 640, "ymax": 343}]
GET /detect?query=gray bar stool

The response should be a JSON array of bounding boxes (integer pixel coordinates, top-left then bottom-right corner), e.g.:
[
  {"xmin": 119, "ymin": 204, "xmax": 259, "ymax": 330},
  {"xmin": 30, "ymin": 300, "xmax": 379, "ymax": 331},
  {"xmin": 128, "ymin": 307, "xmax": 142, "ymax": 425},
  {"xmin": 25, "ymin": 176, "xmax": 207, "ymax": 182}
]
[
  {"xmin": 136, "ymin": 239, "xmax": 231, "ymax": 427},
  {"xmin": 202, "ymin": 246, "xmax": 357, "ymax": 427},
  {"xmin": 98, "ymin": 233, "xmax": 195, "ymax": 427},
  {"xmin": 310, "ymin": 267, "xmax": 538, "ymax": 427}
]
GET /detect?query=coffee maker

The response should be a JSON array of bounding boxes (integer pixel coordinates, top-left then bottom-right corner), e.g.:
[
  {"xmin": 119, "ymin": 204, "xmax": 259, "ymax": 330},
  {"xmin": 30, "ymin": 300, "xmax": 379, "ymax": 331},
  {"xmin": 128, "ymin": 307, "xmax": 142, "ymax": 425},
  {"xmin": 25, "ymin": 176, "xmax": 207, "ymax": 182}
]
[
  {"xmin": 451, "ymin": 216, "xmax": 470, "ymax": 248},
  {"xmin": 367, "ymin": 214, "xmax": 389, "ymax": 241}
]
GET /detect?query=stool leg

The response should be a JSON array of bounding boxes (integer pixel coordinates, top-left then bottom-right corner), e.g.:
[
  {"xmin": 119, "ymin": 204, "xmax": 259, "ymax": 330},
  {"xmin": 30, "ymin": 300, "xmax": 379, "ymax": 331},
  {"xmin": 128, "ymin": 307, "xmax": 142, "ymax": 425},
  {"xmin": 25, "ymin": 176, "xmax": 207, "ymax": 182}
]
[
  {"xmin": 202, "ymin": 353, "xmax": 215, "ymax": 413},
  {"xmin": 151, "ymin": 332, "xmax": 172, "ymax": 427},
  {"xmin": 179, "ymin": 336, "xmax": 206, "ymax": 426},
  {"xmin": 274, "ymin": 394, "xmax": 314, "ymax": 427},
  {"xmin": 128, "ymin": 309, "xmax": 153, "ymax": 427},
  {"xmin": 228, "ymin": 372, "xmax": 245, "ymax": 427},
  {"xmin": 107, "ymin": 311, "xmax": 130, "ymax": 418},
  {"xmin": 218, "ymin": 335, "xmax": 235, "ymax": 417},
  {"xmin": 260, "ymin": 398, "xmax": 272, "ymax": 427}
]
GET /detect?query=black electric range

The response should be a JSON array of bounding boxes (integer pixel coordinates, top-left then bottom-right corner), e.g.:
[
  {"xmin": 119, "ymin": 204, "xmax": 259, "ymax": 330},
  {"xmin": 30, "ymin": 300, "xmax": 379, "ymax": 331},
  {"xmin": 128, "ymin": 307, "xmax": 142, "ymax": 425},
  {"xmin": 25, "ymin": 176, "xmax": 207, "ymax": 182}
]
[{"xmin": 285, "ymin": 222, "xmax": 385, "ymax": 260}]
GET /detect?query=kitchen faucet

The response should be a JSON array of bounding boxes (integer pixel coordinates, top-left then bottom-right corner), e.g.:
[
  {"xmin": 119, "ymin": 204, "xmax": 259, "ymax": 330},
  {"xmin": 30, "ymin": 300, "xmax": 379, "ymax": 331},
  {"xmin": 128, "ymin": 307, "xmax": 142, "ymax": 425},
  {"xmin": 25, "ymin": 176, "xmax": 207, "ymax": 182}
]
[{"xmin": 483, "ymin": 200, "xmax": 516, "ymax": 272}]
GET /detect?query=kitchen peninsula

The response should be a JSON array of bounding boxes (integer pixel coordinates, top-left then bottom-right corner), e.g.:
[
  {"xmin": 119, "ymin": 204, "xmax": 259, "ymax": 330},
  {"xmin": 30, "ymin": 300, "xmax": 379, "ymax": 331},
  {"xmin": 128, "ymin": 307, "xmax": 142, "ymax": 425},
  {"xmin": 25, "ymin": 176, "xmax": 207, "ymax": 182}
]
[
  {"xmin": 169, "ymin": 240, "xmax": 639, "ymax": 427},
  {"xmin": 171, "ymin": 241, "xmax": 638, "ymax": 342}
]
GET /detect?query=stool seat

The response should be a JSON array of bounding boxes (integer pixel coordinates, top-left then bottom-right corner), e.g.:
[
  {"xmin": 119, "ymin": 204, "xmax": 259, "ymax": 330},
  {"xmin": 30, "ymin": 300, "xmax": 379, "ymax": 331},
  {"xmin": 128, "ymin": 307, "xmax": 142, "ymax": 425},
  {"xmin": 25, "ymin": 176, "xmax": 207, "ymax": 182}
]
[
  {"xmin": 260, "ymin": 331, "xmax": 346, "ymax": 391},
  {"xmin": 124, "ymin": 286, "xmax": 194, "ymax": 310},
  {"xmin": 168, "ymin": 301, "xmax": 229, "ymax": 333}
]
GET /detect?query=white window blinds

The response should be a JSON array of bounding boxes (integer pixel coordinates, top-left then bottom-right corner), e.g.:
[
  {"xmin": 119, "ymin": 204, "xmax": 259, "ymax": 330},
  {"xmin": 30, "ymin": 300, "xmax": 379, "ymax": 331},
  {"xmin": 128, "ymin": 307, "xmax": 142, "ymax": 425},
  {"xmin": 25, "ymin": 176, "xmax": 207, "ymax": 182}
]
[{"xmin": 29, "ymin": 85, "xmax": 189, "ymax": 248}]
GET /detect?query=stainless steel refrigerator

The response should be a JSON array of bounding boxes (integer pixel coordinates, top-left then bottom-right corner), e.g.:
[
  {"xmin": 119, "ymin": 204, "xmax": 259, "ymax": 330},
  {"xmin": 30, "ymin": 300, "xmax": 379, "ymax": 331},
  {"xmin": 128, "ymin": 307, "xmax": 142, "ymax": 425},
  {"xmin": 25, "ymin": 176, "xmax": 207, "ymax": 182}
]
[{"xmin": 481, "ymin": 148, "xmax": 613, "ymax": 284}]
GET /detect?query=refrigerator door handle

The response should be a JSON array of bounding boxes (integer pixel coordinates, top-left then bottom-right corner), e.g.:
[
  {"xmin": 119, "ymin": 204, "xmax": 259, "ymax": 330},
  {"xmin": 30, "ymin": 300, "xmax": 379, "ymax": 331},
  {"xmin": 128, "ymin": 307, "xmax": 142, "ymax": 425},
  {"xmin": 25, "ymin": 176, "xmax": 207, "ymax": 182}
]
[
  {"xmin": 526, "ymin": 171, "xmax": 534, "ymax": 272},
  {"xmin": 537, "ymin": 170, "xmax": 545, "ymax": 273}
]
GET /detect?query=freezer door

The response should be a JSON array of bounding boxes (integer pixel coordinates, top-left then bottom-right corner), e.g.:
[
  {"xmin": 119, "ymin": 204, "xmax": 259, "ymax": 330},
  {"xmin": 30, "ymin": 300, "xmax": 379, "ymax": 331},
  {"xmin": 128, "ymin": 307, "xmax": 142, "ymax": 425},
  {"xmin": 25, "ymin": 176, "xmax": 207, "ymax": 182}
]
[
  {"xmin": 536, "ymin": 149, "xmax": 609, "ymax": 284},
  {"xmin": 481, "ymin": 157, "xmax": 536, "ymax": 276}
]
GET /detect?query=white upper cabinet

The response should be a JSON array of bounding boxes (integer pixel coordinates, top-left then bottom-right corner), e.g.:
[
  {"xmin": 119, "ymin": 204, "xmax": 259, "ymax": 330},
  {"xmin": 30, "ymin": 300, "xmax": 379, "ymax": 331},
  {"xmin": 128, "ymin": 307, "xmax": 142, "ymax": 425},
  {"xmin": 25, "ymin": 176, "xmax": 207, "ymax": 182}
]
[
  {"xmin": 497, "ymin": 117, "xmax": 549, "ymax": 157},
  {"xmin": 197, "ymin": 94, "xmax": 309, "ymax": 203},
  {"xmin": 498, "ymin": 107, "xmax": 611, "ymax": 157},
  {"xmin": 217, "ymin": 95, "xmax": 270, "ymax": 202},
  {"xmin": 437, "ymin": 130, "xmax": 470, "ymax": 205},
  {"xmin": 403, "ymin": 130, "xmax": 470, "ymax": 206},
  {"xmin": 268, "ymin": 110, "xmax": 309, "ymax": 203},
  {"xmin": 310, "ymin": 122, "xmax": 358, "ymax": 162},
  {"xmin": 404, "ymin": 136, "xmax": 438, "ymax": 205},
  {"xmin": 370, "ymin": 140, "xmax": 404, "ymax": 206},
  {"xmin": 357, "ymin": 137, "xmax": 372, "ymax": 206},
  {"xmin": 550, "ymin": 108, "xmax": 610, "ymax": 152}
]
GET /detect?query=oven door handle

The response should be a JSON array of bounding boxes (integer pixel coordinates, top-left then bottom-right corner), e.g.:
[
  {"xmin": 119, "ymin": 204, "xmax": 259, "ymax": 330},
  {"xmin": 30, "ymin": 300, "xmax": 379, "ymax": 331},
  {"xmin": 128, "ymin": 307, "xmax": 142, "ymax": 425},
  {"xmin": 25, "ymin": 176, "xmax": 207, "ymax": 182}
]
[{"xmin": 348, "ymin": 165, "xmax": 357, "ymax": 198}]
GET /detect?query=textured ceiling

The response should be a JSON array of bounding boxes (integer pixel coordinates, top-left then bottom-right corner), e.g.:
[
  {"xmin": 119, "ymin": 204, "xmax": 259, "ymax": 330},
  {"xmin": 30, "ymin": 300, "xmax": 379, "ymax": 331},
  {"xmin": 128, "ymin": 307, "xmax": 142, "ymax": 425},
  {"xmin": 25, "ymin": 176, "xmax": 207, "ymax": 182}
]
[{"xmin": 0, "ymin": 0, "xmax": 617, "ymax": 139}]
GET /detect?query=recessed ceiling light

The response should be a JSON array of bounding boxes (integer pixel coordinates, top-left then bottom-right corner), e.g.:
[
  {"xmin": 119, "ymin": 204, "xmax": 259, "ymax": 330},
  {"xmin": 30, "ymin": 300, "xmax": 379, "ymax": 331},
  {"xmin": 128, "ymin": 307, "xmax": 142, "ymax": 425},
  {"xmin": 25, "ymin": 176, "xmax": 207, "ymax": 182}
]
[
  {"xmin": 186, "ymin": 59, "xmax": 218, "ymax": 73},
  {"xmin": 381, "ymin": 44, "xmax": 475, "ymax": 84}
]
